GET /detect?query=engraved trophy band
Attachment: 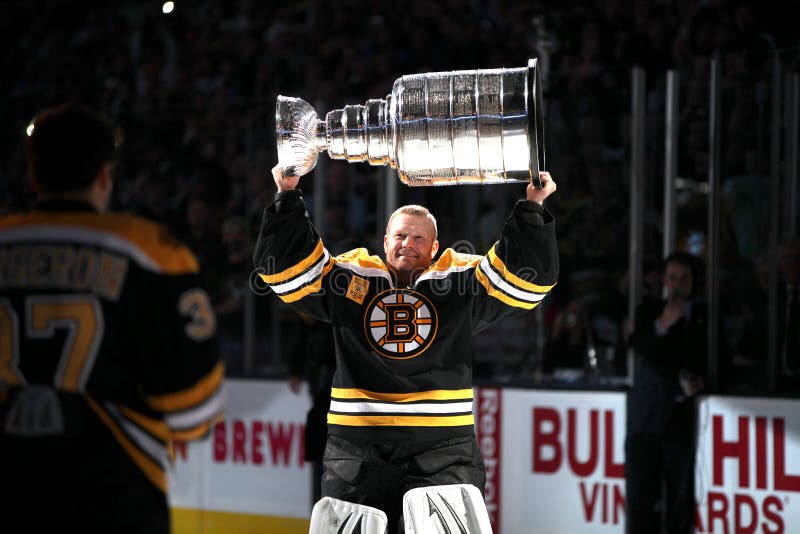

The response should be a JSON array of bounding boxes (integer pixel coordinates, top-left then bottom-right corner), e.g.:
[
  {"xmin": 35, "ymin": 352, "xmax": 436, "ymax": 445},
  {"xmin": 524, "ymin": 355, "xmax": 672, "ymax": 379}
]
[{"xmin": 276, "ymin": 58, "xmax": 545, "ymax": 188}]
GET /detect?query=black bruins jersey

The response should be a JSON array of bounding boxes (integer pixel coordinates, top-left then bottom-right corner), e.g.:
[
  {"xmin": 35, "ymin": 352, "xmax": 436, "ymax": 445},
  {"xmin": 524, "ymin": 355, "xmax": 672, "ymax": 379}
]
[
  {"xmin": 254, "ymin": 190, "xmax": 557, "ymax": 443},
  {"xmin": 0, "ymin": 201, "xmax": 225, "ymax": 532}
]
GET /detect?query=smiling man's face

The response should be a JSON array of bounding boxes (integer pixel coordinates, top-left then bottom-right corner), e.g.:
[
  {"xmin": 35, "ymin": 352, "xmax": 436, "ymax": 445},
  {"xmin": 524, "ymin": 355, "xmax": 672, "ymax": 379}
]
[{"xmin": 383, "ymin": 213, "xmax": 439, "ymax": 286}]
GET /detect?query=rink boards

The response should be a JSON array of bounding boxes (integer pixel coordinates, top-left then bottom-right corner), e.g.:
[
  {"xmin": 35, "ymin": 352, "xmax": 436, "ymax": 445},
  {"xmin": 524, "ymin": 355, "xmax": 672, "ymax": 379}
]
[{"xmin": 169, "ymin": 379, "xmax": 800, "ymax": 533}]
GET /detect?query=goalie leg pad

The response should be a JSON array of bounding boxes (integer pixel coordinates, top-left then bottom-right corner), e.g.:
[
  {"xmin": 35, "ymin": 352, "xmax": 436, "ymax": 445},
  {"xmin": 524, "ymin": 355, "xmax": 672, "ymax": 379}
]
[
  {"xmin": 309, "ymin": 496, "xmax": 388, "ymax": 534},
  {"xmin": 402, "ymin": 484, "xmax": 493, "ymax": 534}
]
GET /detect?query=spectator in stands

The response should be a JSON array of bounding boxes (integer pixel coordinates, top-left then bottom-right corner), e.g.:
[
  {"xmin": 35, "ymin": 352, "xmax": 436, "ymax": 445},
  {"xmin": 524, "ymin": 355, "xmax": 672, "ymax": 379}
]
[
  {"xmin": 728, "ymin": 250, "xmax": 770, "ymax": 393},
  {"xmin": 544, "ymin": 298, "xmax": 593, "ymax": 378},
  {"xmin": 726, "ymin": 234, "xmax": 800, "ymax": 394},
  {"xmin": 778, "ymin": 235, "xmax": 800, "ymax": 389},
  {"xmin": 182, "ymin": 193, "xmax": 228, "ymax": 297},
  {"xmin": 214, "ymin": 215, "xmax": 250, "ymax": 376}
]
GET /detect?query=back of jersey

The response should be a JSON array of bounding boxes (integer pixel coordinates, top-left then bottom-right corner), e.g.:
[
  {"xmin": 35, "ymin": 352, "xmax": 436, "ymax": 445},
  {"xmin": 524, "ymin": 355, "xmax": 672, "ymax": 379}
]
[{"xmin": 0, "ymin": 204, "xmax": 225, "ymax": 533}]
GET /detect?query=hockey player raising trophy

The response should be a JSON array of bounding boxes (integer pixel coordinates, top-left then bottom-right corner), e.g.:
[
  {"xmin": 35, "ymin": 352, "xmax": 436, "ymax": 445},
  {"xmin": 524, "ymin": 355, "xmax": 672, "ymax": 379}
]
[{"xmin": 256, "ymin": 59, "xmax": 558, "ymax": 534}]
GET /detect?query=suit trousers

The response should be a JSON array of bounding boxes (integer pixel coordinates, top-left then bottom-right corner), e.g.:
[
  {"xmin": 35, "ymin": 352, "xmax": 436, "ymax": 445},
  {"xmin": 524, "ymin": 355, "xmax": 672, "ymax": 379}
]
[{"xmin": 625, "ymin": 399, "xmax": 696, "ymax": 534}]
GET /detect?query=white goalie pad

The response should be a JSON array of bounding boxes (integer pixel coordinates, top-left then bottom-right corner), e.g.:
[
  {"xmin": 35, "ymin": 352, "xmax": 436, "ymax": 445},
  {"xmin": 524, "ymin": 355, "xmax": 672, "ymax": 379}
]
[
  {"xmin": 309, "ymin": 496, "xmax": 388, "ymax": 534},
  {"xmin": 402, "ymin": 484, "xmax": 493, "ymax": 534}
]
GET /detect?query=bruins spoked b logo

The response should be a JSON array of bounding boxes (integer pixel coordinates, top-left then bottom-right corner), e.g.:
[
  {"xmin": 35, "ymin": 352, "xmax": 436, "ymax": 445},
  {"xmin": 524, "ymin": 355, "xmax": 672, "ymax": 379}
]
[{"xmin": 364, "ymin": 289, "xmax": 438, "ymax": 359}]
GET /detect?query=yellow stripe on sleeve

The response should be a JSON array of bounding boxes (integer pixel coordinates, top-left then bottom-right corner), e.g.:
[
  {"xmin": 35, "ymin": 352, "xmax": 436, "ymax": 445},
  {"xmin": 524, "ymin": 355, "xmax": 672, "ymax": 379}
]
[
  {"xmin": 278, "ymin": 260, "xmax": 334, "ymax": 303},
  {"xmin": 260, "ymin": 241, "xmax": 324, "ymax": 284},
  {"xmin": 118, "ymin": 406, "xmax": 170, "ymax": 442},
  {"xmin": 146, "ymin": 362, "xmax": 225, "ymax": 413},
  {"xmin": 475, "ymin": 265, "xmax": 539, "ymax": 310},
  {"xmin": 170, "ymin": 417, "xmax": 221, "ymax": 441},
  {"xmin": 487, "ymin": 246, "xmax": 555, "ymax": 293},
  {"xmin": 85, "ymin": 396, "xmax": 167, "ymax": 492}
]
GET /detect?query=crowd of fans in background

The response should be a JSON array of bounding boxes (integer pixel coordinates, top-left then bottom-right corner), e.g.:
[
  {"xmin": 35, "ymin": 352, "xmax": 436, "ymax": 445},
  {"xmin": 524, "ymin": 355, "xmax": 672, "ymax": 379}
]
[{"xmin": 2, "ymin": 0, "xmax": 798, "ymax": 393}]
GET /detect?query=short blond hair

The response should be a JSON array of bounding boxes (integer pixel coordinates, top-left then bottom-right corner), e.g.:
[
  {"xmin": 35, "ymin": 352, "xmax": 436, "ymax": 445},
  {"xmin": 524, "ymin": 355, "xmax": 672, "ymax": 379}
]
[{"xmin": 386, "ymin": 205, "xmax": 438, "ymax": 239}]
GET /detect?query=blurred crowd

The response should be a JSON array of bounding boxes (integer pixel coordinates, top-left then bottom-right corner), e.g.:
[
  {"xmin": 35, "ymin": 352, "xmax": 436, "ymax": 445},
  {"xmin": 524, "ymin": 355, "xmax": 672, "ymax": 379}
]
[{"xmin": 1, "ymin": 0, "xmax": 798, "ymax": 393}]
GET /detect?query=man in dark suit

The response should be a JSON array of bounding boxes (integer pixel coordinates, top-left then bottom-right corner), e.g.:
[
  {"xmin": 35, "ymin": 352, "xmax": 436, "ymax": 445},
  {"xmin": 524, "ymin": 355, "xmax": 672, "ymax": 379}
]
[
  {"xmin": 625, "ymin": 251, "xmax": 707, "ymax": 534},
  {"xmin": 736, "ymin": 235, "xmax": 800, "ymax": 394}
]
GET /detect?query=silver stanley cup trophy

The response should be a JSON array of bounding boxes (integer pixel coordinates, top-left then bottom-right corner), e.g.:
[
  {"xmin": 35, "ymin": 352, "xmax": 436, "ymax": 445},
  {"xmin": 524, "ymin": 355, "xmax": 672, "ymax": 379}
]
[{"xmin": 276, "ymin": 58, "xmax": 546, "ymax": 188}]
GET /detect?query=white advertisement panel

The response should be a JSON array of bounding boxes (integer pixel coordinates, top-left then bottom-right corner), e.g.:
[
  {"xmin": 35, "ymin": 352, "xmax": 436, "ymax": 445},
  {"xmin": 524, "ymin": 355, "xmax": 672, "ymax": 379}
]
[
  {"xmin": 169, "ymin": 379, "xmax": 312, "ymax": 518},
  {"xmin": 494, "ymin": 389, "xmax": 627, "ymax": 534},
  {"xmin": 694, "ymin": 396, "xmax": 800, "ymax": 534},
  {"xmin": 167, "ymin": 381, "xmax": 800, "ymax": 534}
]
